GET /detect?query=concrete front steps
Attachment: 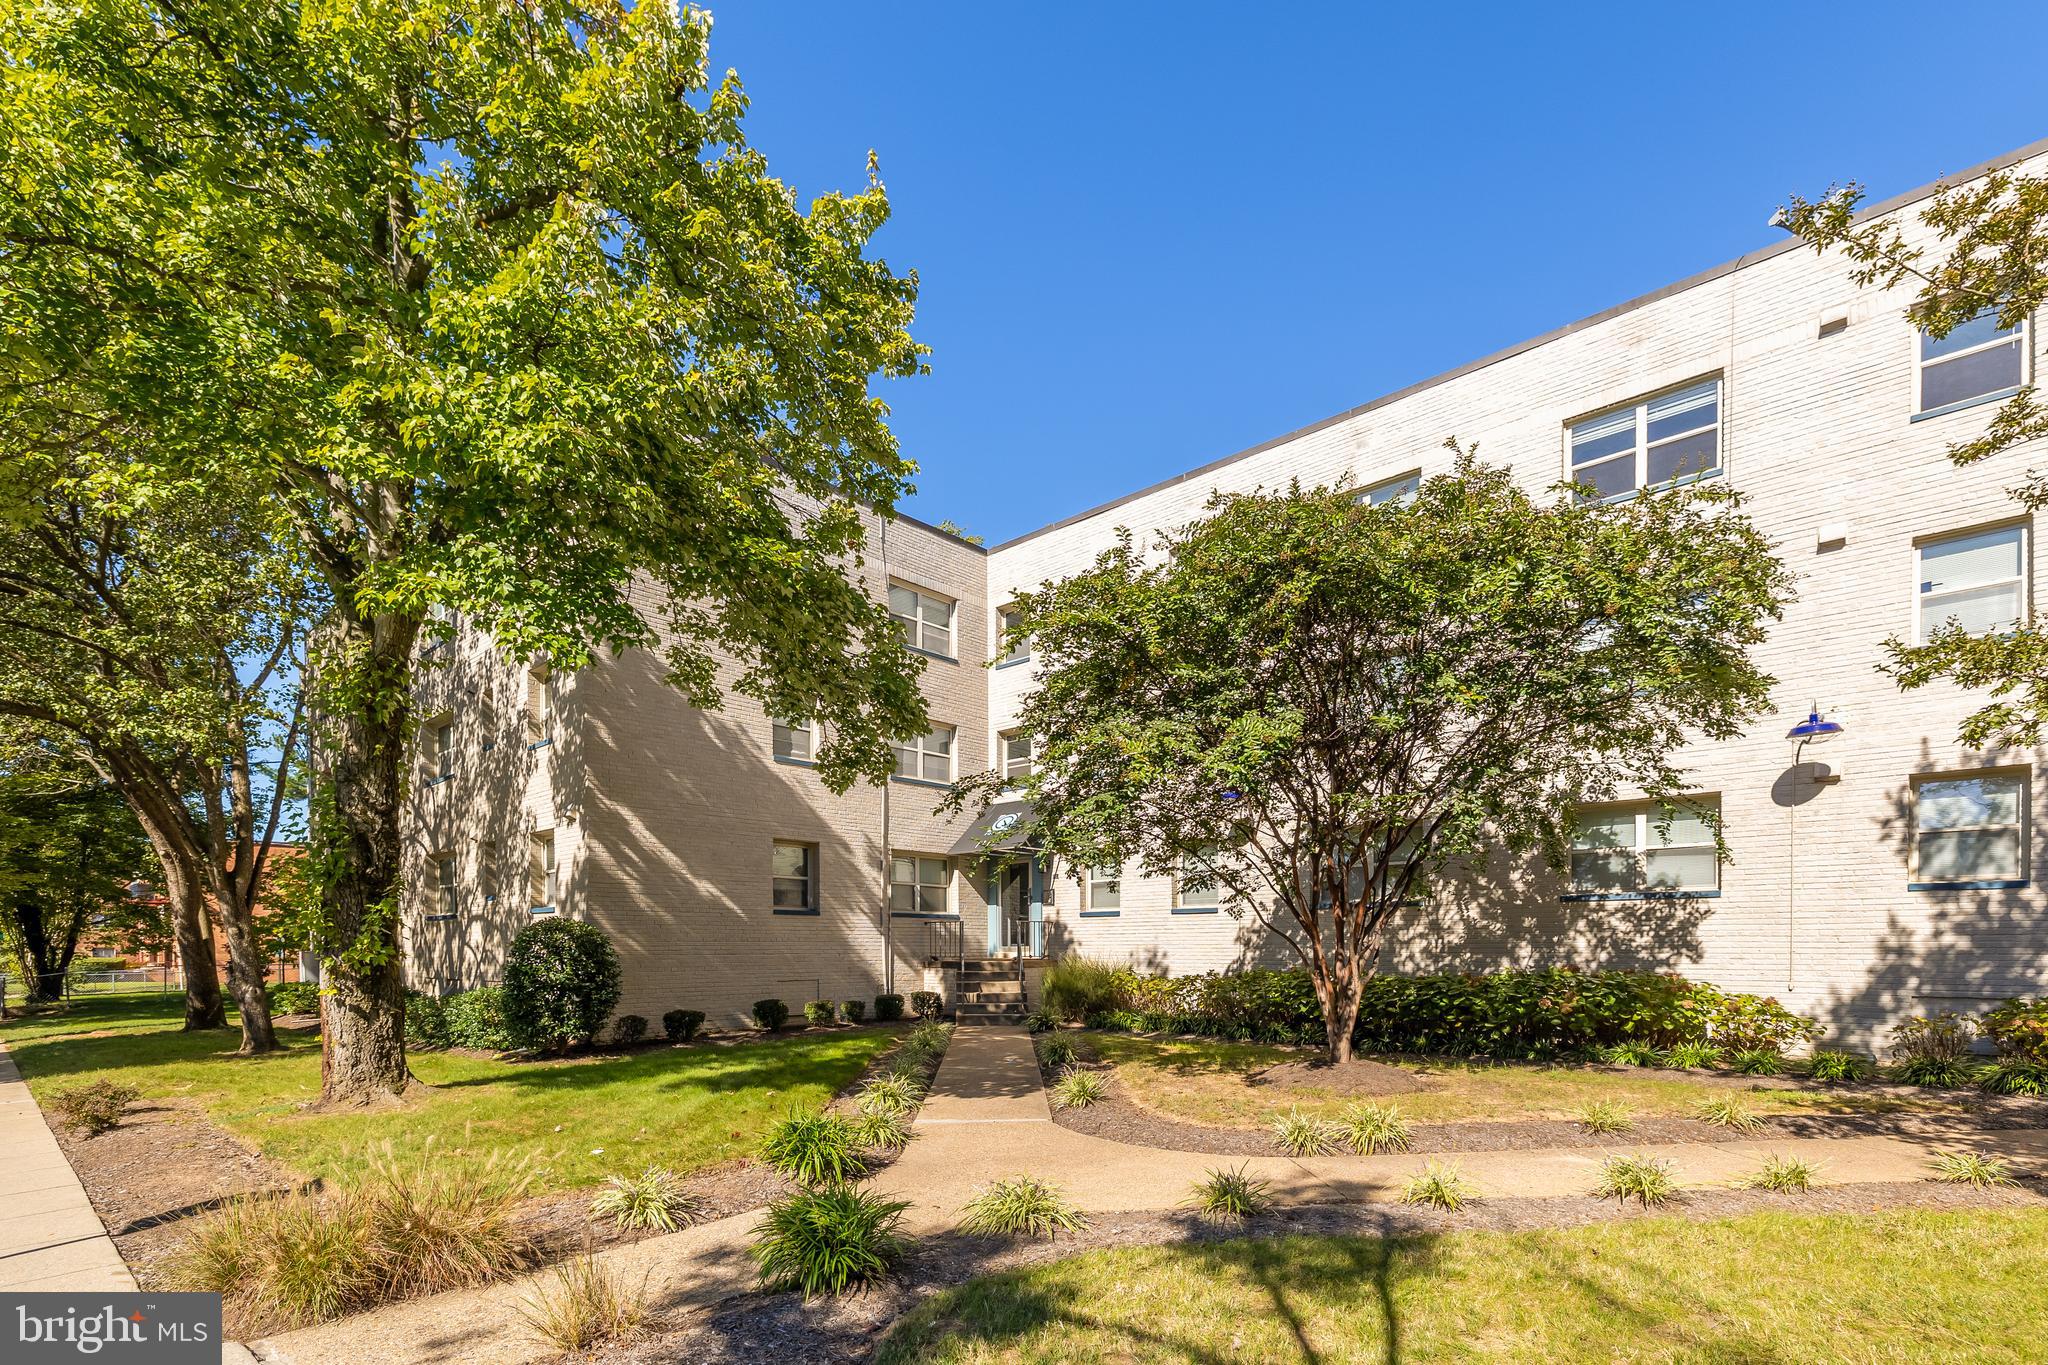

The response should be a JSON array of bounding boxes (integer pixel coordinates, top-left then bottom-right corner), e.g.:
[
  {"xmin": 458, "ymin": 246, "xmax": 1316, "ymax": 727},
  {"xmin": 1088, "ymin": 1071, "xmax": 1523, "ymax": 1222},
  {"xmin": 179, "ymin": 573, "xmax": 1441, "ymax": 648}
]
[{"xmin": 954, "ymin": 959, "xmax": 1031, "ymax": 1024}]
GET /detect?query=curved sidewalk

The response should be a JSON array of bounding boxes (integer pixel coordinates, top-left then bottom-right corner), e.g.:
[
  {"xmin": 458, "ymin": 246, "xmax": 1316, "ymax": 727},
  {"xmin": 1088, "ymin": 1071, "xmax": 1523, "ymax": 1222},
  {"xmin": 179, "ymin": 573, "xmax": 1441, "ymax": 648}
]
[{"xmin": 867, "ymin": 1027, "xmax": 2048, "ymax": 1232}]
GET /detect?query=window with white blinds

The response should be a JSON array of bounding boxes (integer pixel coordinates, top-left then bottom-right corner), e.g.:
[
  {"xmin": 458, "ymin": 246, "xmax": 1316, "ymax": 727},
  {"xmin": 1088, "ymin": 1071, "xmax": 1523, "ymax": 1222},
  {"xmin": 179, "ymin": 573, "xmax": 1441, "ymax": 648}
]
[
  {"xmin": 1570, "ymin": 379, "xmax": 1721, "ymax": 502},
  {"xmin": 1918, "ymin": 526, "xmax": 2025, "ymax": 644}
]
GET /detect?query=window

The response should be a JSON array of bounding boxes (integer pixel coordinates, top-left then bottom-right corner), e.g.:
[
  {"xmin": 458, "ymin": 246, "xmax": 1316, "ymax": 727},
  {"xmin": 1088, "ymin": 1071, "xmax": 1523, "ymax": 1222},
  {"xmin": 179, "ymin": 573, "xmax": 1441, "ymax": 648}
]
[
  {"xmin": 528, "ymin": 831, "xmax": 556, "ymax": 911},
  {"xmin": 1569, "ymin": 379, "xmax": 1721, "ymax": 501},
  {"xmin": 996, "ymin": 604, "xmax": 1030, "ymax": 664},
  {"xmin": 1000, "ymin": 730, "xmax": 1033, "ymax": 782},
  {"xmin": 773, "ymin": 717, "xmax": 813, "ymax": 763},
  {"xmin": 1918, "ymin": 309, "xmax": 2026, "ymax": 413},
  {"xmin": 773, "ymin": 841, "xmax": 817, "ymax": 911},
  {"xmin": 430, "ymin": 852, "xmax": 457, "ymax": 918},
  {"xmin": 890, "ymin": 855, "xmax": 949, "ymax": 915},
  {"xmin": 1083, "ymin": 863, "xmax": 1121, "ymax": 912},
  {"xmin": 1569, "ymin": 799, "xmax": 1719, "ymax": 894},
  {"xmin": 1360, "ymin": 471, "xmax": 1420, "ymax": 506},
  {"xmin": 431, "ymin": 718, "xmax": 454, "ymax": 780},
  {"xmin": 1918, "ymin": 525, "xmax": 2025, "ymax": 643},
  {"xmin": 889, "ymin": 583, "xmax": 955, "ymax": 657},
  {"xmin": 1913, "ymin": 772, "xmax": 2026, "ymax": 885},
  {"xmin": 893, "ymin": 725, "xmax": 955, "ymax": 783},
  {"xmin": 526, "ymin": 666, "xmax": 552, "ymax": 741},
  {"xmin": 1175, "ymin": 850, "xmax": 1222, "ymax": 910}
]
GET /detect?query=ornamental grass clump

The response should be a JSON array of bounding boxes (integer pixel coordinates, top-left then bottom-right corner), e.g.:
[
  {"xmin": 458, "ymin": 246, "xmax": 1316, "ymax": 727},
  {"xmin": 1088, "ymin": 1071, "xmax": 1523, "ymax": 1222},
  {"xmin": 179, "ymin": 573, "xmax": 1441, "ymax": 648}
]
[
  {"xmin": 1599, "ymin": 1040, "xmax": 1660, "ymax": 1068},
  {"xmin": 760, "ymin": 1112, "xmax": 866, "ymax": 1186},
  {"xmin": 1050, "ymin": 1068, "xmax": 1108, "ymax": 1110},
  {"xmin": 1665, "ymin": 1041, "xmax": 1722, "ymax": 1070},
  {"xmin": 1340, "ymin": 1102, "xmax": 1412, "ymax": 1154},
  {"xmin": 1592, "ymin": 1154, "xmax": 1681, "ymax": 1207},
  {"xmin": 848, "ymin": 1110, "xmax": 913, "ymax": 1152},
  {"xmin": 1977, "ymin": 1058, "xmax": 2048, "ymax": 1097},
  {"xmin": 1805, "ymin": 1049, "xmax": 1873, "ymax": 1083},
  {"xmin": 1929, "ymin": 1150, "xmax": 2016, "ymax": 1188},
  {"xmin": 1695, "ymin": 1097, "xmax": 1767, "ymax": 1134},
  {"xmin": 589, "ymin": 1166, "xmax": 698, "ymax": 1232},
  {"xmin": 856, "ymin": 1072, "xmax": 925, "ymax": 1117},
  {"xmin": 753, "ymin": 1186, "xmax": 910, "ymax": 1298},
  {"xmin": 1402, "ymin": 1161, "xmax": 1476, "ymax": 1211},
  {"xmin": 1035, "ymin": 1032, "xmax": 1083, "ymax": 1069},
  {"xmin": 1188, "ymin": 1165, "xmax": 1272, "ymax": 1222},
  {"xmin": 1728, "ymin": 1048, "xmax": 1786, "ymax": 1076},
  {"xmin": 1738, "ymin": 1154, "xmax": 1821, "ymax": 1193},
  {"xmin": 960, "ymin": 1177, "xmax": 1088, "ymax": 1239},
  {"xmin": 1888, "ymin": 1012, "xmax": 1979, "ymax": 1087},
  {"xmin": 1576, "ymin": 1100, "xmax": 1634, "ymax": 1135},
  {"xmin": 1271, "ymin": 1108, "xmax": 1344, "ymax": 1157},
  {"xmin": 519, "ymin": 1254, "xmax": 648, "ymax": 1352}
]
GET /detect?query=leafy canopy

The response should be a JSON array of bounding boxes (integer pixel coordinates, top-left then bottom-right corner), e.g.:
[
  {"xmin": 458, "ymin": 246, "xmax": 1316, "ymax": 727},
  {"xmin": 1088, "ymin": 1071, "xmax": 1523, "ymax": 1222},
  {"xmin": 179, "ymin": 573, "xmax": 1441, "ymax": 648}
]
[{"xmin": 968, "ymin": 456, "xmax": 1792, "ymax": 1055}]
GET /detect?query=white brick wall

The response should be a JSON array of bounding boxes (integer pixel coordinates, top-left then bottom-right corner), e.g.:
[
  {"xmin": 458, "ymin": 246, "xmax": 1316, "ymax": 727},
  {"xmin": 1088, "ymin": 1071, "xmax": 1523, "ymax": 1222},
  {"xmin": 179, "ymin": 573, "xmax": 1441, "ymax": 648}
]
[{"xmin": 402, "ymin": 137, "xmax": 2048, "ymax": 1053}]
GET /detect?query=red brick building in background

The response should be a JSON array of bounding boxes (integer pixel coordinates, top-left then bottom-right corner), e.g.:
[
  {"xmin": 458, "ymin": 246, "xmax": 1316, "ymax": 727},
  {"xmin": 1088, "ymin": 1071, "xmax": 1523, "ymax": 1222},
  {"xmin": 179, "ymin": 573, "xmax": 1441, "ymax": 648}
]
[{"xmin": 83, "ymin": 843, "xmax": 308, "ymax": 986}]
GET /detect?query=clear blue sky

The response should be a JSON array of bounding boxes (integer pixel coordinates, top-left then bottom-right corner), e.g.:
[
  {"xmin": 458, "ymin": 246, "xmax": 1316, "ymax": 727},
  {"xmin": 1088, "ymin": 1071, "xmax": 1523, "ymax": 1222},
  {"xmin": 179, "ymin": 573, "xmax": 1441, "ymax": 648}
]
[{"xmin": 706, "ymin": 2, "xmax": 2048, "ymax": 546}]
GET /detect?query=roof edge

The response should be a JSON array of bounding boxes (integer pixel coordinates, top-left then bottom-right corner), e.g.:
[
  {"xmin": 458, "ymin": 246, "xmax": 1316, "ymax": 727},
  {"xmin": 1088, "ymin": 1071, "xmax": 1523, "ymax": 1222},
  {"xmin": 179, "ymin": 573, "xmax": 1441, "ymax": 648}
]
[{"xmin": 986, "ymin": 133, "xmax": 2048, "ymax": 555}]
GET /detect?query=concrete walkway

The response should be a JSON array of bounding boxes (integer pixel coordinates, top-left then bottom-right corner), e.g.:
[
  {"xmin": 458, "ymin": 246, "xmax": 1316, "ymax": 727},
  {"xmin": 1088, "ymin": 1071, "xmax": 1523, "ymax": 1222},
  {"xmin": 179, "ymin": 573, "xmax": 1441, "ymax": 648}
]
[
  {"xmin": 0, "ymin": 1040, "xmax": 136, "ymax": 1292},
  {"xmin": 868, "ymin": 1027, "xmax": 2048, "ymax": 1232}
]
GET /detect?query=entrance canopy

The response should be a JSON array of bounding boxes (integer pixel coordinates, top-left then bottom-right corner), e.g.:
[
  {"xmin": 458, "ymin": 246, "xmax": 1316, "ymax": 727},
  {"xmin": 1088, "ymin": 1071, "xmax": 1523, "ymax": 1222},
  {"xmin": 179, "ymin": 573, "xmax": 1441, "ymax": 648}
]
[{"xmin": 949, "ymin": 799, "xmax": 1039, "ymax": 857}]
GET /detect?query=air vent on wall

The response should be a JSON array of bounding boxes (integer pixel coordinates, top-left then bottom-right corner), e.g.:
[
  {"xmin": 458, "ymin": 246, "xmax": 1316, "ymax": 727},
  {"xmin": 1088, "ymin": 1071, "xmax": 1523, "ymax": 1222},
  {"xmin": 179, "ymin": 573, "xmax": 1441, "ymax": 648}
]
[{"xmin": 1818, "ymin": 316, "xmax": 1849, "ymax": 339}]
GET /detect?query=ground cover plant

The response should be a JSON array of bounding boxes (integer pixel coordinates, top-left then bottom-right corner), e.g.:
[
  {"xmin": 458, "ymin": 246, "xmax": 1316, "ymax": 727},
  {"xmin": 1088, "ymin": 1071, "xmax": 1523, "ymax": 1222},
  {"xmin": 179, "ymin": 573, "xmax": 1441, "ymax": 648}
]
[
  {"xmin": 4, "ymin": 995, "xmax": 894, "ymax": 1192},
  {"xmin": 1695, "ymin": 1098, "xmax": 1766, "ymax": 1134},
  {"xmin": 960, "ymin": 1177, "xmax": 1088, "ymax": 1239},
  {"xmin": 1576, "ymin": 1100, "xmax": 1633, "ymax": 1134},
  {"xmin": 1339, "ymin": 1102, "xmax": 1412, "ymax": 1154},
  {"xmin": 1929, "ymin": 1151, "xmax": 2016, "ymax": 1188},
  {"xmin": 1738, "ymin": 1154, "xmax": 1820, "ymax": 1192},
  {"xmin": 1272, "ymin": 1108, "xmax": 1344, "ymax": 1156},
  {"xmin": 589, "ymin": 1166, "xmax": 698, "ymax": 1232},
  {"xmin": 874, "ymin": 1210, "xmax": 2048, "ymax": 1363},
  {"xmin": 1592, "ymin": 1154, "xmax": 1681, "ymax": 1207},
  {"xmin": 760, "ymin": 1113, "xmax": 867, "ymax": 1186},
  {"xmin": 1188, "ymin": 1166, "xmax": 1272, "ymax": 1222},
  {"xmin": 1401, "ymin": 1161, "xmax": 1475, "ymax": 1210},
  {"xmin": 1049, "ymin": 1069, "xmax": 1108, "ymax": 1110},
  {"xmin": 754, "ymin": 1186, "xmax": 910, "ymax": 1299},
  {"xmin": 1806, "ymin": 1049, "xmax": 1873, "ymax": 1083}
]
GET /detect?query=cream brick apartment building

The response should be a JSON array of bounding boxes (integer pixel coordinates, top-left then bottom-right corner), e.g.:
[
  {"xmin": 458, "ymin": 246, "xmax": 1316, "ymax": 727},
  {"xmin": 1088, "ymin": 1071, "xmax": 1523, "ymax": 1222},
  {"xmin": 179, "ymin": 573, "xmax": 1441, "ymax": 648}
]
[{"xmin": 402, "ymin": 136, "xmax": 2048, "ymax": 1050}]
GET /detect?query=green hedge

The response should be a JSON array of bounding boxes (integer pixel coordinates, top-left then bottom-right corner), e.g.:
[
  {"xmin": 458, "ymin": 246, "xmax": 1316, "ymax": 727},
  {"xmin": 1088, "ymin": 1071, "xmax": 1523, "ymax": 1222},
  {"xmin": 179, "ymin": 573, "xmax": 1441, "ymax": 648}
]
[{"xmin": 268, "ymin": 981, "xmax": 320, "ymax": 1014}]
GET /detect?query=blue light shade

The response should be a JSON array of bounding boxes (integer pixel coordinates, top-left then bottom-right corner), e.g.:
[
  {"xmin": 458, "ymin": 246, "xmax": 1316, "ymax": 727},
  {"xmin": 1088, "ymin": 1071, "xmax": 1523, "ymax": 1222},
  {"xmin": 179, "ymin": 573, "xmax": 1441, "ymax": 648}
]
[{"xmin": 1786, "ymin": 709, "xmax": 1844, "ymax": 741}]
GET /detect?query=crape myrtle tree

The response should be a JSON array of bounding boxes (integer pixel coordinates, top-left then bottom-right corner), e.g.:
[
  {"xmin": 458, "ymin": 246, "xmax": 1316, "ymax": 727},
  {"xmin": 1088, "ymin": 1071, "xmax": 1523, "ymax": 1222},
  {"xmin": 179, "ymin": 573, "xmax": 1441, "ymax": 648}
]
[
  {"xmin": 960, "ymin": 455, "xmax": 1793, "ymax": 1063},
  {"xmin": 1778, "ymin": 170, "xmax": 2048, "ymax": 748},
  {"xmin": 0, "ymin": 2, "xmax": 929, "ymax": 1102}
]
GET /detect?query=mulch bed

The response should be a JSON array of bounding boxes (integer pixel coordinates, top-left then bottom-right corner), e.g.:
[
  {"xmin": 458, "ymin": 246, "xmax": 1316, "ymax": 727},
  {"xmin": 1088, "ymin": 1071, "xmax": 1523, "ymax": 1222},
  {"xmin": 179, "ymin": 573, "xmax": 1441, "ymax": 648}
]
[
  {"xmin": 1254, "ymin": 1056, "xmax": 1427, "ymax": 1096},
  {"xmin": 591, "ymin": 1178, "xmax": 2048, "ymax": 1364}
]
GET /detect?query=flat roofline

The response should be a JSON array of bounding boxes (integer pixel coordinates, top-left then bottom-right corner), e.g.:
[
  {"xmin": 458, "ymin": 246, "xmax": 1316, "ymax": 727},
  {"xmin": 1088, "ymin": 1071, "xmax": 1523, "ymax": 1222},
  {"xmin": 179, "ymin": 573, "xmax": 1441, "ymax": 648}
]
[{"xmin": 986, "ymin": 133, "xmax": 2048, "ymax": 555}]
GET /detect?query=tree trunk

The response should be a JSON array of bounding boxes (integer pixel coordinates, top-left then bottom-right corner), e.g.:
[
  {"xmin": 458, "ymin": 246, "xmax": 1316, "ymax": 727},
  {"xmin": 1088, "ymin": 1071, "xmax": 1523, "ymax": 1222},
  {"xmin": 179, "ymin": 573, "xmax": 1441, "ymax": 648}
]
[
  {"xmin": 10, "ymin": 901, "xmax": 65, "ymax": 1003},
  {"xmin": 163, "ymin": 852, "xmax": 225, "ymax": 1029},
  {"xmin": 312, "ymin": 616, "xmax": 414, "ymax": 1105},
  {"xmin": 216, "ymin": 884, "xmax": 277, "ymax": 1054}
]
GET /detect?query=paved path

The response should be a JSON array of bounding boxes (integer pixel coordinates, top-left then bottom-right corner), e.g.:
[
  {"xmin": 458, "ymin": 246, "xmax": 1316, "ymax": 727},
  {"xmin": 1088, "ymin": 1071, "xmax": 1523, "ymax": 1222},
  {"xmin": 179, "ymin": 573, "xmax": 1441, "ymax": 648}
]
[
  {"xmin": 868, "ymin": 1027, "xmax": 2048, "ymax": 1232},
  {"xmin": 0, "ymin": 1039, "xmax": 136, "ymax": 1292}
]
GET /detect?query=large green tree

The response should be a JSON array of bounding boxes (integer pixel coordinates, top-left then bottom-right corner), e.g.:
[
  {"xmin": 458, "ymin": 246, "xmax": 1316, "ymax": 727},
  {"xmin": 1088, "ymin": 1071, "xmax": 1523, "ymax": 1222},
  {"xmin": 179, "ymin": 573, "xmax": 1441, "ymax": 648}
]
[
  {"xmin": 0, "ymin": 2, "xmax": 927, "ymax": 1101},
  {"xmin": 0, "ymin": 757, "xmax": 152, "ymax": 1005},
  {"xmin": 1778, "ymin": 168, "xmax": 2048, "ymax": 747},
  {"xmin": 964, "ymin": 459, "xmax": 1792, "ymax": 1063}
]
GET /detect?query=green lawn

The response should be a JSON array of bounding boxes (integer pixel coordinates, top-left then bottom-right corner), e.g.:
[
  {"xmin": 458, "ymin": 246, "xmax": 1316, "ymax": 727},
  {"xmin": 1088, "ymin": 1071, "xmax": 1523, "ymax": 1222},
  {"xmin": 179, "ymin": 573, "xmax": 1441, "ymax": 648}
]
[
  {"xmin": 1092, "ymin": 1034, "xmax": 1945, "ymax": 1128},
  {"xmin": 3, "ymin": 994, "xmax": 896, "ymax": 1192},
  {"xmin": 879, "ymin": 1209, "xmax": 2048, "ymax": 1363}
]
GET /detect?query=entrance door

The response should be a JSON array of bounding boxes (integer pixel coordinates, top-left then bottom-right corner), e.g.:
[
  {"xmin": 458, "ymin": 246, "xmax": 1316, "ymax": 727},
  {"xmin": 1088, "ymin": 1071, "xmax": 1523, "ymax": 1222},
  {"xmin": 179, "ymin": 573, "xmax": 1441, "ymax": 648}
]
[{"xmin": 985, "ymin": 858, "xmax": 1044, "ymax": 956}]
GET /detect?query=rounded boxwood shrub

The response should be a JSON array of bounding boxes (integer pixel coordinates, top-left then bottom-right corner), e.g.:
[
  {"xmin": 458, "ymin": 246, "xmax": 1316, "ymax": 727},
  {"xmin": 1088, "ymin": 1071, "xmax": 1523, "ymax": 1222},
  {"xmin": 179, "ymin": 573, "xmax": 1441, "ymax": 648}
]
[
  {"xmin": 753, "ymin": 998, "xmax": 790, "ymax": 1032},
  {"xmin": 444, "ymin": 987, "xmax": 513, "ymax": 1051},
  {"xmin": 841, "ymin": 999, "xmax": 867, "ymax": 1024},
  {"xmin": 502, "ymin": 919, "xmax": 623, "ymax": 1053},
  {"xmin": 404, "ymin": 990, "xmax": 452, "ymax": 1051},
  {"xmin": 804, "ymin": 1000, "xmax": 837, "ymax": 1025},
  {"xmin": 873, "ymin": 994, "xmax": 905, "ymax": 1023},
  {"xmin": 909, "ymin": 990, "xmax": 943, "ymax": 1020},
  {"xmin": 611, "ymin": 1013, "xmax": 648, "ymax": 1045},
  {"xmin": 662, "ymin": 1008, "xmax": 706, "ymax": 1042}
]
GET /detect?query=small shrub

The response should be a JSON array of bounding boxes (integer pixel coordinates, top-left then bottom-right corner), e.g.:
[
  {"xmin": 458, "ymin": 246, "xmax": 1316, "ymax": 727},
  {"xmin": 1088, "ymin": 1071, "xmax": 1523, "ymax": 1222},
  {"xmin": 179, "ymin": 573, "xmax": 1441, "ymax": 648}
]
[
  {"xmin": 753, "ymin": 1186, "xmax": 909, "ymax": 1299},
  {"xmin": 873, "ymin": 993, "xmax": 905, "ymax": 1022},
  {"xmin": 1340, "ymin": 1102, "xmax": 1413, "ymax": 1154},
  {"xmin": 960, "ymin": 1176, "xmax": 1088, "ymax": 1239},
  {"xmin": 519, "ymin": 1254, "xmax": 647, "ymax": 1352},
  {"xmin": 1050, "ymin": 1068, "xmax": 1108, "ymax": 1110},
  {"xmin": 445, "ymin": 987, "xmax": 514, "ymax": 1050},
  {"xmin": 404, "ymin": 990, "xmax": 452, "ymax": 1051},
  {"xmin": 589, "ymin": 1166, "xmax": 698, "ymax": 1232},
  {"xmin": 841, "ymin": 999, "xmax": 867, "ymax": 1024},
  {"xmin": 849, "ymin": 1110, "xmax": 913, "ymax": 1152},
  {"xmin": 1978, "ymin": 1058, "xmax": 2048, "ymax": 1097},
  {"xmin": 1805, "ymin": 1049, "xmax": 1872, "ymax": 1083},
  {"xmin": 1024, "ymin": 1006, "xmax": 1056, "ymax": 1033},
  {"xmin": 1665, "ymin": 1041, "xmax": 1722, "ymax": 1070},
  {"xmin": 1576, "ymin": 1100, "xmax": 1633, "ymax": 1135},
  {"xmin": 1738, "ymin": 1154, "xmax": 1820, "ymax": 1192},
  {"xmin": 48, "ymin": 1079, "xmax": 139, "ymax": 1137},
  {"xmin": 1729, "ymin": 1048, "xmax": 1785, "ymax": 1076},
  {"xmin": 1040, "ymin": 956, "xmax": 1126, "ymax": 1022},
  {"xmin": 1707, "ymin": 992, "xmax": 1824, "ymax": 1054},
  {"xmin": 1189, "ymin": 1165, "xmax": 1271, "ymax": 1221},
  {"xmin": 1271, "ymin": 1108, "xmax": 1344, "ymax": 1157},
  {"xmin": 1599, "ymin": 1040, "xmax": 1659, "ymax": 1068},
  {"xmin": 1894, "ymin": 1056, "xmax": 1980, "ymax": 1088},
  {"xmin": 268, "ymin": 981, "xmax": 321, "ymax": 1014},
  {"xmin": 1035, "ymin": 1033, "xmax": 1082, "ymax": 1069},
  {"xmin": 1889, "ymin": 1011, "xmax": 1975, "ymax": 1067},
  {"xmin": 760, "ymin": 1113, "xmax": 866, "ymax": 1186},
  {"xmin": 804, "ymin": 999, "xmax": 837, "ymax": 1025},
  {"xmin": 909, "ymin": 990, "xmax": 943, "ymax": 1019},
  {"xmin": 661, "ymin": 1008, "xmax": 705, "ymax": 1042},
  {"xmin": 502, "ymin": 919, "xmax": 624, "ymax": 1052},
  {"xmin": 1695, "ymin": 1097, "xmax": 1766, "ymax": 1134},
  {"xmin": 1402, "ymin": 1161, "xmax": 1475, "ymax": 1210},
  {"xmin": 1929, "ymin": 1150, "xmax": 2015, "ymax": 1188},
  {"xmin": 857, "ymin": 1072, "xmax": 925, "ymax": 1117},
  {"xmin": 1982, "ymin": 997, "xmax": 2048, "ymax": 1062},
  {"xmin": 1592, "ymin": 1154, "xmax": 1680, "ymax": 1207},
  {"xmin": 610, "ymin": 1013, "xmax": 648, "ymax": 1046},
  {"xmin": 752, "ymin": 998, "xmax": 790, "ymax": 1032}
]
